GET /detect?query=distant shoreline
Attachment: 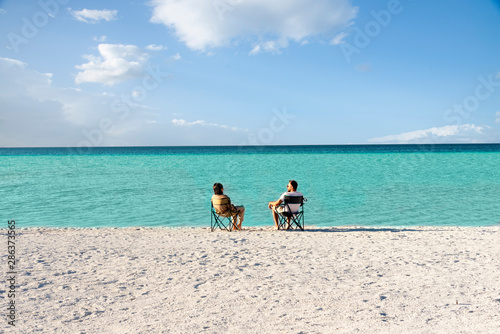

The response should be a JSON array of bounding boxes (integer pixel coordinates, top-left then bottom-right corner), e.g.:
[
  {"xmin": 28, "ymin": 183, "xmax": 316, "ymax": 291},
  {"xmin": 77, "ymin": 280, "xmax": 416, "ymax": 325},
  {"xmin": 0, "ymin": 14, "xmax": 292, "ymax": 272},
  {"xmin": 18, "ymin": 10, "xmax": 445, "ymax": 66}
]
[{"xmin": 3, "ymin": 225, "xmax": 499, "ymax": 232}]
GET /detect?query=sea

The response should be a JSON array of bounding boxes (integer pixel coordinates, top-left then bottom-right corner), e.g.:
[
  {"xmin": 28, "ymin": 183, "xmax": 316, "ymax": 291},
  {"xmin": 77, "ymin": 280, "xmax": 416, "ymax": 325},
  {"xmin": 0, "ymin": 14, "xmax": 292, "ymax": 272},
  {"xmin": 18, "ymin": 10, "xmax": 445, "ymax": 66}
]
[{"xmin": 1, "ymin": 144, "xmax": 499, "ymax": 229}]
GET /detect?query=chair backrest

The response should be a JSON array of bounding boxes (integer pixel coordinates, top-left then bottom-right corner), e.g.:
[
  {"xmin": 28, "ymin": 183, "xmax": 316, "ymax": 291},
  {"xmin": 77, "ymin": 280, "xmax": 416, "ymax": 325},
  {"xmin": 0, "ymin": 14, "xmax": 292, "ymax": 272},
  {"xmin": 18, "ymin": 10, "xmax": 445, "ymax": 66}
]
[
  {"xmin": 212, "ymin": 196, "xmax": 230, "ymax": 206},
  {"xmin": 283, "ymin": 195, "xmax": 303, "ymax": 205},
  {"xmin": 283, "ymin": 195, "xmax": 303, "ymax": 213},
  {"xmin": 212, "ymin": 195, "xmax": 231, "ymax": 215},
  {"xmin": 211, "ymin": 196, "xmax": 234, "ymax": 232}
]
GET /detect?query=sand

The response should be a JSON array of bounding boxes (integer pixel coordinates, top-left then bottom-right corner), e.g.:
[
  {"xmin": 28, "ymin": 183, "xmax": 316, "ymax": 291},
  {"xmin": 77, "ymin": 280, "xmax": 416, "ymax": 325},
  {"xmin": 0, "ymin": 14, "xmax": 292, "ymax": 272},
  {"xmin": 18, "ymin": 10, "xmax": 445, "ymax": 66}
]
[{"xmin": 2, "ymin": 226, "xmax": 500, "ymax": 333}]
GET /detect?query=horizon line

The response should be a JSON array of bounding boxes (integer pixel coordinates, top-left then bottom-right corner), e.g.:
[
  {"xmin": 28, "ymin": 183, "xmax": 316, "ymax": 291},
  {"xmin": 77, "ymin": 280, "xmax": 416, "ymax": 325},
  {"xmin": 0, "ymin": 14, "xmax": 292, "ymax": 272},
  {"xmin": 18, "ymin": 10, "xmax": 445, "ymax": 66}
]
[{"xmin": 1, "ymin": 143, "xmax": 500, "ymax": 149}]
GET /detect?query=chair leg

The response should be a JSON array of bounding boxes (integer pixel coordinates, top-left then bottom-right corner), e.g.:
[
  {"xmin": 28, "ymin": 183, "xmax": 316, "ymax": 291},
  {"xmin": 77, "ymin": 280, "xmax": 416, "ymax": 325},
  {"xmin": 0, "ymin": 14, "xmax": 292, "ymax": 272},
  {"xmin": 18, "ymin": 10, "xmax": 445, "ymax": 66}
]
[
  {"xmin": 277, "ymin": 214, "xmax": 285, "ymax": 230},
  {"xmin": 212, "ymin": 211, "xmax": 234, "ymax": 232},
  {"xmin": 277, "ymin": 214, "xmax": 290, "ymax": 230},
  {"xmin": 286, "ymin": 213, "xmax": 304, "ymax": 230},
  {"xmin": 293, "ymin": 214, "xmax": 304, "ymax": 231}
]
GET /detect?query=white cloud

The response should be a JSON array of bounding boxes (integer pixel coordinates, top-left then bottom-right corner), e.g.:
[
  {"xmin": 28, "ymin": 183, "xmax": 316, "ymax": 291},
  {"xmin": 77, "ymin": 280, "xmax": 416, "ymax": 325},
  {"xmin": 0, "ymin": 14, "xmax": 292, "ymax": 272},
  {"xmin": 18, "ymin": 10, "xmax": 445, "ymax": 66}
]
[
  {"xmin": 0, "ymin": 57, "xmax": 104, "ymax": 146},
  {"xmin": 150, "ymin": 0, "xmax": 357, "ymax": 52},
  {"xmin": 0, "ymin": 57, "xmax": 255, "ymax": 147},
  {"xmin": 93, "ymin": 35, "xmax": 107, "ymax": 42},
  {"xmin": 330, "ymin": 31, "xmax": 348, "ymax": 45},
  {"xmin": 172, "ymin": 119, "xmax": 247, "ymax": 132},
  {"xmin": 369, "ymin": 124, "xmax": 493, "ymax": 144},
  {"xmin": 249, "ymin": 40, "xmax": 284, "ymax": 55},
  {"xmin": 0, "ymin": 57, "xmax": 174, "ymax": 147},
  {"xmin": 0, "ymin": 57, "xmax": 56, "ymax": 98},
  {"xmin": 249, "ymin": 45, "xmax": 261, "ymax": 55},
  {"xmin": 0, "ymin": 57, "xmax": 27, "ymax": 70},
  {"xmin": 70, "ymin": 9, "xmax": 118, "ymax": 24},
  {"xmin": 0, "ymin": 57, "xmax": 119, "ymax": 127},
  {"xmin": 171, "ymin": 53, "xmax": 181, "ymax": 61},
  {"xmin": 146, "ymin": 44, "xmax": 167, "ymax": 51},
  {"xmin": 75, "ymin": 44, "xmax": 149, "ymax": 85},
  {"xmin": 0, "ymin": 8, "xmax": 7, "ymax": 15}
]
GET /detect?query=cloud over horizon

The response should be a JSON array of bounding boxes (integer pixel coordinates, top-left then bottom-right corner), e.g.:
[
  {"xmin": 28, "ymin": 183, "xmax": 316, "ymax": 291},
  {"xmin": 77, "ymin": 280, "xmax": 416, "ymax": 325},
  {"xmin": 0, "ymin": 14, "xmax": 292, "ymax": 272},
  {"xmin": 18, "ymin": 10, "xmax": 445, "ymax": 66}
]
[
  {"xmin": 369, "ymin": 124, "xmax": 497, "ymax": 144},
  {"xmin": 0, "ymin": 57, "xmax": 164, "ymax": 147},
  {"xmin": 0, "ymin": 57, "xmax": 95, "ymax": 146},
  {"xmin": 172, "ymin": 119, "xmax": 248, "ymax": 132},
  {"xmin": 149, "ymin": 0, "xmax": 357, "ymax": 52},
  {"xmin": 0, "ymin": 58, "xmax": 253, "ymax": 147}
]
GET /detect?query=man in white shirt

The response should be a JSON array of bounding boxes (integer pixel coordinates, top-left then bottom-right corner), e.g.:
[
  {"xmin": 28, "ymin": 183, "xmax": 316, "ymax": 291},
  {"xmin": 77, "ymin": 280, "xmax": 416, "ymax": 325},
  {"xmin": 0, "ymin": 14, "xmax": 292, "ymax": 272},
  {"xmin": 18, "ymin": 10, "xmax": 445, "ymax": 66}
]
[{"xmin": 268, "ymin": 180, "xmax": 303, "ymax": 229}]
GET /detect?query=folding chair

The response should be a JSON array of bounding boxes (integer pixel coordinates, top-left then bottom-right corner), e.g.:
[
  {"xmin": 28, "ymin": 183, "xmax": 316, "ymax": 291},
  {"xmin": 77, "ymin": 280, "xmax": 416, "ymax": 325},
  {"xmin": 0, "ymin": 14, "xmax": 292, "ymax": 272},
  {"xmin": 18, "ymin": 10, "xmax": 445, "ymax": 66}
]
[
  {"xmin": 276, "ymin": 195, "xmax": 305, "ymax": 231},
  {"xmin": 210, "ymin": 197, "xmax": 241, "ymax": 232}
]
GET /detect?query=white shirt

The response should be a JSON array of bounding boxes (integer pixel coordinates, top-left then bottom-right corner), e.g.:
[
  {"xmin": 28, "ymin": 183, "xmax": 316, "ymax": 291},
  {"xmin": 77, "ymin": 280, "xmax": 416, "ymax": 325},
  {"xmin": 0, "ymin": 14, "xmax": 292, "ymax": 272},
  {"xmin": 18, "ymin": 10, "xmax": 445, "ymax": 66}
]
[{"xmin": 279, "ymin": 191, "xmax": 303, "ymax": 213}]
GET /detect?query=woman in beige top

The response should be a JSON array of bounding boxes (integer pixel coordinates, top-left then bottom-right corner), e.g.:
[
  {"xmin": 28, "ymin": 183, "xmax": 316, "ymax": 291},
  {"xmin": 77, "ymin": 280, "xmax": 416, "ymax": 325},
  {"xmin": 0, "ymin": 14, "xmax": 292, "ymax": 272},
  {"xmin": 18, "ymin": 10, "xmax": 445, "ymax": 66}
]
[{"xmin": 211, "ymin": 183, "xmax": 245, "ymax": 230}]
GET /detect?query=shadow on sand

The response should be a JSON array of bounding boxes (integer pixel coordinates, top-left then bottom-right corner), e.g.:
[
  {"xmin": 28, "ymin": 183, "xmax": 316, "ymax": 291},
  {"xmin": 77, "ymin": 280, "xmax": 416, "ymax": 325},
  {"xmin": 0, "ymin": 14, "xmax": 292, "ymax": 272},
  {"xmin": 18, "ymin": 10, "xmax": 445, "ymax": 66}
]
[{"xmin": 287, "ymin": 227, "xmax": 442, "ymax": 233}]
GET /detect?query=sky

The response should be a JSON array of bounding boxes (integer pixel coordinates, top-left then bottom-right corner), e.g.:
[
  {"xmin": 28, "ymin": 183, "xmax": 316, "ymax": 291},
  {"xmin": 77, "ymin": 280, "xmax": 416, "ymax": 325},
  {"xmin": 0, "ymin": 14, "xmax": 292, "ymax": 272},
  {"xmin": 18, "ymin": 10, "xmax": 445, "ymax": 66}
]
[{"xmin": 0, "ymin": 0, "xmax": 499, "ymax": 147}]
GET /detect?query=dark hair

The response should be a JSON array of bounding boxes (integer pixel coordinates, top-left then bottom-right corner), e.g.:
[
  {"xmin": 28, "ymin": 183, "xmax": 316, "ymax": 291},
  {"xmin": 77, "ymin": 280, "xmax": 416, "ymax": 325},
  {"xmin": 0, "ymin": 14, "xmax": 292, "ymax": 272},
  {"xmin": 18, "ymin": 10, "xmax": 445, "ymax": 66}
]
[
  {"xmin": 289, "ymin": 180, "xmax": 298, "ymax": 191},
  {"xmin": 213, "ymin": 183, "xmax": 223, "ymax": 195}
]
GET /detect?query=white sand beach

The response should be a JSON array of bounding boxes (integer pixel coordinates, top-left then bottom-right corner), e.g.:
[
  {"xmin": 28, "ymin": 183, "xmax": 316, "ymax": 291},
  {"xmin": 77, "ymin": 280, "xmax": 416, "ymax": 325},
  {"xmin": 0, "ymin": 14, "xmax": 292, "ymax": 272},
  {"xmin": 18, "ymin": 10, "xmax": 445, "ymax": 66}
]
[{"xmin": 3, "ymin": 226, "xmax": 500, "ymax": 333}]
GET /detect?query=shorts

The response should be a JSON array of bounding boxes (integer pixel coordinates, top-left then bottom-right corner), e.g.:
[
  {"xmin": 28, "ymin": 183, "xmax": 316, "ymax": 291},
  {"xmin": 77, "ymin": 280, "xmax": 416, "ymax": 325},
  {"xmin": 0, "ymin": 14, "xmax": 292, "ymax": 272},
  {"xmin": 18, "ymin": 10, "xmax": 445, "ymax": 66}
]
[{"xmin": 274, "ymin": 205, "xmax": 293, "ymax": 216}]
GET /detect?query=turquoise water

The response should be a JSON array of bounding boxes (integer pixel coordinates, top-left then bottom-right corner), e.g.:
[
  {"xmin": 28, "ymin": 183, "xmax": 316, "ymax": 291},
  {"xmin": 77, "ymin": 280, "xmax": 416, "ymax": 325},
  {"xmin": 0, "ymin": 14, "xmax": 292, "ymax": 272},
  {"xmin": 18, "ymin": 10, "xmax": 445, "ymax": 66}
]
[{"xmin": 1, "ymin": 145, "xmax": 500, "ymax": 228}]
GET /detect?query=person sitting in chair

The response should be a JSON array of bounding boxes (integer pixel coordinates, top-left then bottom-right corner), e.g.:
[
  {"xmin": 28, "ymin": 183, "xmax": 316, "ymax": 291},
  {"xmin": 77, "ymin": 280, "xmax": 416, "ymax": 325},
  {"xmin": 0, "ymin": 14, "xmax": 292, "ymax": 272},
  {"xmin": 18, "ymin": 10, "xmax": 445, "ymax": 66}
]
[
  {"xmin": 268, "ymin": 180, "xmax": 303, "ymax": 229},
  {"xmin": 211, "ymin": 183, "xmax": 245, "ymax": 230}
]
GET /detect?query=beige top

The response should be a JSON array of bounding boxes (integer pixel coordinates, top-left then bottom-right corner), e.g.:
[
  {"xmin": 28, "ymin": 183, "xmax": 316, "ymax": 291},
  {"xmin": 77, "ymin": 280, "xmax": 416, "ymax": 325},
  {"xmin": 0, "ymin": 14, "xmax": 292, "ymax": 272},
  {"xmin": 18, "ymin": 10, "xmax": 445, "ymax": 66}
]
[{"xmin": 211, "ymin": 194, "xmax": 232, "ymax": 215}]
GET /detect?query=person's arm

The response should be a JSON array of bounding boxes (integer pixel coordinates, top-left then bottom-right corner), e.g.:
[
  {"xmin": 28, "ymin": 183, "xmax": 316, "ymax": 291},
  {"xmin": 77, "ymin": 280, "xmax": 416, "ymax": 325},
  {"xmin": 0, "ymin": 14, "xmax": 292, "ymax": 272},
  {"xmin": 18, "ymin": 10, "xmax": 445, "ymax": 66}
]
[
  {"xmin": 227, "ymin": 197, "xmax": 237, "ymax": 211},
  {"xmin": 268, "ymin": 198, "xmax": 283, "ymax": 209}
]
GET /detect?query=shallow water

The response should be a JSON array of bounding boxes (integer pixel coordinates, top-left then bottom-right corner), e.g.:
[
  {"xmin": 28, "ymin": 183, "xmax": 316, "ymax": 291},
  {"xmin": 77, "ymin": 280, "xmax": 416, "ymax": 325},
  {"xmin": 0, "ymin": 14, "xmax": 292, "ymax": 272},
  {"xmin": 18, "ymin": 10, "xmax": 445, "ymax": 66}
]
[{"xmin": 1, "ymin": 144, "xmax": 499, "ymax": 228}]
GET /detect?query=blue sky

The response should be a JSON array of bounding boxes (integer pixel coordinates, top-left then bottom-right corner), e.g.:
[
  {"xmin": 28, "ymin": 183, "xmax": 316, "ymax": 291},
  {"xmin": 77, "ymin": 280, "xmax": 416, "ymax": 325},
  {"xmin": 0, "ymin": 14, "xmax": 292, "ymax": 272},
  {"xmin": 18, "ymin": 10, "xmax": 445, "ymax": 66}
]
[{"xmin": 0, "ymin": 0, "xmax": 499, "ymax": 147}]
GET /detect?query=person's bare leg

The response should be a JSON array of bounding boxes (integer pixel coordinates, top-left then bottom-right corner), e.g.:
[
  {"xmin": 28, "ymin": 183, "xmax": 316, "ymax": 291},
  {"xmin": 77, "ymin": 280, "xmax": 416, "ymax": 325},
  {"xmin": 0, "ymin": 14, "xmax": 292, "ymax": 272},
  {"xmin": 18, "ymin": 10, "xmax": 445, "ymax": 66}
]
[
  {"xmin": 272, "ymin": 209, "xmax": 279, "ymax": 229},
  {"xmin": 232, "ymin": 217, "xmax": 239, "ymax": 231},
  {"xmin": 233, "ymin": 207, "xmax": 244, "ymax": 230},
  {"xmin": 238, "ymin": 208, "xmax": 244, "ymax": 230},
  {"xmin": 286, "ymin": 217, "xmax": 291, "ymax": 229}
]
